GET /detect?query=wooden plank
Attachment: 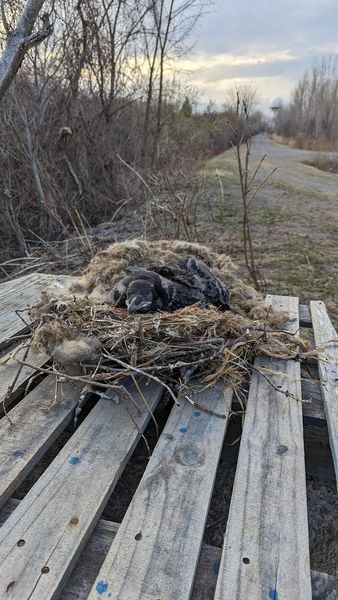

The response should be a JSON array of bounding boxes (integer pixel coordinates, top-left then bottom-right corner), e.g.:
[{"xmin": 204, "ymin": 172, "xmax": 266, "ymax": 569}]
[
  {"xmin": 0, "ymin": 380, "xmax": 163, "ymax": 600},
  {"xmin": 1, "ymin": 499, "xmax": 336, "ymax": 600},
  {"xmin": 310, "ymin": 301, "xmax": 338, "ymax": 487},
  {"xmin": 0, "ymin": 343, "xmax": 49, "ymax": 415},
  {"xmin": 215, "ymin": 296, "xmax": 311, "ymax": 600},
  {"xmin": 299, "ymin": 303, "xmax": 311, "ymax": 328},
  {"xmin": 0, "ymin": 376, "xmax": 83, "ymax": 508},
  {"xmin": 0, "ymin": 273, "xmax": 50, "ymax": 345},
  {"xmin": 88, "ymin": 384, "xmax": 232, "ymax": 600},
  {"xmin": 0, "ymin": 273, "xmax": 72, "ymax": 348},
  {"xmin": 0, "ymin": 274, "xmax": 72, "ymax": 412}
]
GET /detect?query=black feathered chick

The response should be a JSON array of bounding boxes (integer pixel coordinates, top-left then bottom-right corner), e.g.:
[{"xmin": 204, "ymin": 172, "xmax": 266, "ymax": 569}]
[{"xmin": 110, "ymin": 259, "xmax": 230, "ymax": 314}]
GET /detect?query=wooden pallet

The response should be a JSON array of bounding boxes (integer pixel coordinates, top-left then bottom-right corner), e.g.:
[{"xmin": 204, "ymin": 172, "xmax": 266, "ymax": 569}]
[{"xmin": 0, "ymin": 274, "xmax": 336, "ymax": 600}]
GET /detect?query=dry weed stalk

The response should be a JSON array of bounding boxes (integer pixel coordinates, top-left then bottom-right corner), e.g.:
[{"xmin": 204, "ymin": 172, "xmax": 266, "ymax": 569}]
[
  {"xmin": 116, "ymin": 154, "xmax": 202, "ymax": 241},
  {"xmin": 227, "ymin": 93, "xmax": 277, "ymax": 291}
]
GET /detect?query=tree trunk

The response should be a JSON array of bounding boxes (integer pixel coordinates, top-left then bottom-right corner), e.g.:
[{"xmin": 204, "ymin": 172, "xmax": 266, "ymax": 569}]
[{"xmin": 0, "ymin": 0, "xmax": 52, "ymax": 100}]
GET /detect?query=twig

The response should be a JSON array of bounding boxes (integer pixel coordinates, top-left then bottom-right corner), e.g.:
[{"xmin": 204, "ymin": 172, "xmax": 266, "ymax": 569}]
[
  {"xmin": 1, "ymin": 343, "xmax": 31, "ymax": 424},
  {"xmin": 102, "ymin": 350, "xmax": 179, "ymax": 405},
  {"xmin": 185, "ymin": 394, "xmax": 228, "ymax": 419}
]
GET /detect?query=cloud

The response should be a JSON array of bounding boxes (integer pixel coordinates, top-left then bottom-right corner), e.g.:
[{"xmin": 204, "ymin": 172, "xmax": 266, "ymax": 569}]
[
  {"xmin": 194, "ymin": 0, "xmax": 338, "ymax": 56},
  {"xmin": 179, "ymin": 1, "xmax": 338, "ymax": 112}
]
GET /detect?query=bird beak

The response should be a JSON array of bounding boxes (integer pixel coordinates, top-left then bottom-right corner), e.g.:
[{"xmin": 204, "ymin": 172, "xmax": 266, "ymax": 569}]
[{"xmin": 127, "ymin": 297, "xmax": 152, "ymax": 314}]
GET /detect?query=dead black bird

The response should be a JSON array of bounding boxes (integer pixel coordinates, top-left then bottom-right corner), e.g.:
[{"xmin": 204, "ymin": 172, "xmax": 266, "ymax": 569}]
[
  {"xmin": 111, "ymin": 270, "xmax": 170, "ymax": 314},
  {"xmin": 167, "ymin": 257, "xmax": 230, "ymax": 310},
  {"xmin": 111, "ymin": 258, "xmax": 230, "ymax": 314}
]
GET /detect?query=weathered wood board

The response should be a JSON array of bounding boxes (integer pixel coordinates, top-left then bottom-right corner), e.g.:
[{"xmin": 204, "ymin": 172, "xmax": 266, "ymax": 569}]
[
  {"xmin": 88, "ymin": 384, "xmax": 232, "ymax": 600},
  {"xmin": 0, "ymin": 376, "xmax": 83, "ymax": 508},
  {"xmin": 0, "ymin": 380, "xmax": 163, "ymax": 600},
  {"xmin": 214, "ymin": 296, "xmax": 311, "ymax": 600},
  {"xmin": 0, "ymin": 273, "xmax": 72, "ymax": 348},
  {"xmin": 0, "ymin": 343, "xmax": 49, "ymax": 416},
  {"xmin": 310, "ymin": 301, "xmax": 338, "ymax": 487}
]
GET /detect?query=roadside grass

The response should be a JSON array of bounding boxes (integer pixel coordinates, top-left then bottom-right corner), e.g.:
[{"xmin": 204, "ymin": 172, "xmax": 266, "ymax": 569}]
[
  {"xmin": 200, "ymin": 151, "xmax": 338, "ymax": 326},
  {"xmin": 270, "ymin": 178, "xmax": 329, "ymax": 200},
  {"xmin": 302, "ymin": 156, "xmax": 338, "ymax": 174}
]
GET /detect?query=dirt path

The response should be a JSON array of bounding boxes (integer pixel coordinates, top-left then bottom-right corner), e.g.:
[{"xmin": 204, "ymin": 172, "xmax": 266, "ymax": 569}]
[{"xmin": 199, "ymin": 134, "xmax": 338, "ymax": 324}]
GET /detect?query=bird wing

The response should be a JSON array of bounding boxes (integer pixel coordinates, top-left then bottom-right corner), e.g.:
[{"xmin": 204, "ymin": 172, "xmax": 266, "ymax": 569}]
[{"xmin": 179, "ymin": 258, "xmax": 230, "ymax": 309}]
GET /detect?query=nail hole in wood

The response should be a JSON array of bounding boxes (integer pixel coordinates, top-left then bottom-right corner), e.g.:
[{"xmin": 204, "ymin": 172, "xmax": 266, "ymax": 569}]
[
  {"xmin": 41, "ymin": 566, "xmax": 50, "ymax": 574},
  {"xmin": 17, "ymin": 539, "xmax": 25, "ymax": 547},
  {"xmin": 135, "ymin": 532, "xmax": 142, "ymax": 541},
  {"xmin": 242, "ymin": 557, "xmax": 250, "ymax": 564}
]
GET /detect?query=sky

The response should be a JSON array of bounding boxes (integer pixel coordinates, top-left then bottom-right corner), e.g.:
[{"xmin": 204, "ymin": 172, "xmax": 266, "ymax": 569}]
[{"xmin": 181, "ymin": 0, "xmax": 338, "ymax": 113}]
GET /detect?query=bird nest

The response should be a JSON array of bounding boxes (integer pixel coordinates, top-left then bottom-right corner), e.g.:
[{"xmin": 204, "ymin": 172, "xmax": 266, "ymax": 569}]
[{"xmin": 27, "ymin": 240, "xmax": 314, "ymax": 409}]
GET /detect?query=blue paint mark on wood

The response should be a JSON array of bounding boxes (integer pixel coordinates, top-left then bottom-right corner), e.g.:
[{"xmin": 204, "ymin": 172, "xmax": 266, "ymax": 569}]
[
  {"xmin": 213, "ymin": 563, "xmax": 220, "ymax": 575},
  {"xmin": 96, "ymin": 580, "xmax": 108, "ymax": 594},
  {"xmin": 68, "ymin": 456, "xmax": 81, "ymax": 465},
  {"xmin": 13, "ymin": 450, "xmax": 24, "ymax": 457},
  {"xmin": 194, "ymin": 411, "xmax": 201, "ymax": 417},
  {"xmin": 268, "ymin": 588, "xmax": 278, "ymax": 600},
  {"xmin": 179, "ymin": 427, "xmax": 188, "ymax": 433}
]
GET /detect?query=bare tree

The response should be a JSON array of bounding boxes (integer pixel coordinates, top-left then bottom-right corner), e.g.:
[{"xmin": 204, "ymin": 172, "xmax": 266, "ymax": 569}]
[
  {"xmin": 0, "ymin": 0, "xmax": 53, "ymax": 100},
  {"xmin": 224, "ymin": 83, "xmax": 259, "ymax": 115},
  {"xmin": 227, "ymin": 93, "xmax": 276, "ymax": 291},
  {"xmin": 141, "ymin": 0, "xmax": 205, "ymax": 167},
  {"xmin": 277, "ymin": 57, "xmax": 338, "ymax": 145}
]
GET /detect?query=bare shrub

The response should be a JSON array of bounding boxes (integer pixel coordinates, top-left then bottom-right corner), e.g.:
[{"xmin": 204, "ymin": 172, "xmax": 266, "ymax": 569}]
[{"xmin": 0, "ymin": 0, "xmax": 210, "ymax": 262}]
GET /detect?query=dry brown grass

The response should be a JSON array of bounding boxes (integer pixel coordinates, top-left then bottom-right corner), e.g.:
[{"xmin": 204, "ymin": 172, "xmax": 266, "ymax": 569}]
[
  {"xmin": 269, "ymin": 132, "xmax": 338, "ymax": 152},
  {"xmin": 303, "ymin": 155, "xmax": 338, "ymax": 173}
]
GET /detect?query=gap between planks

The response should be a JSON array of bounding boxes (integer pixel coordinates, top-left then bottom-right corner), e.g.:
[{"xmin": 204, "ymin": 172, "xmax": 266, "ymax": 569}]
[{"xmin": 310, "ymin": 301, "xmax": 338, "ymax": 488}]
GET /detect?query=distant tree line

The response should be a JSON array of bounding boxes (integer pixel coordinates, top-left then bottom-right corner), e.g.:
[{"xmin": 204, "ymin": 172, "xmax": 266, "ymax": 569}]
[{"xmin": 275, "ymin": 57, "xmax": 338, "ymax": 148}]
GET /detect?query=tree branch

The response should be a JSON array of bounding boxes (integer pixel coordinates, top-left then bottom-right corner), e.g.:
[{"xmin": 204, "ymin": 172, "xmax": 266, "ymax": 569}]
[{"xmin": 0, "ymin": 0, "xmax": 53, "ymax": 101}]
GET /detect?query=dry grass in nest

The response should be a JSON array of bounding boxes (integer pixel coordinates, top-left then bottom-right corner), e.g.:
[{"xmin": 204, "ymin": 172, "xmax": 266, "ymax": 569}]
[{"xmin": 19, "ymin": 240, "xmax": 317, "ymax": 415}]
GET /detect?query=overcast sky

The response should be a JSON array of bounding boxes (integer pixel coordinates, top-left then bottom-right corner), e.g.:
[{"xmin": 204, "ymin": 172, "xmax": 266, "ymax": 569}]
[{"xmin": 181, "ymin": 0, "xmax": 338, "ymax": 112}]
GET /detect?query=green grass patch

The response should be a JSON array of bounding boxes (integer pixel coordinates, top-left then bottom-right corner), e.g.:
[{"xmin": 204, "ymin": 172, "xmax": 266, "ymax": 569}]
[
  {"xmin": 253, "ymin": 208, "xmax": 286, "ymax": 225},
  {"xmin": 270, "ymin": 178, "xmax": 329, "ymax": 200}
]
